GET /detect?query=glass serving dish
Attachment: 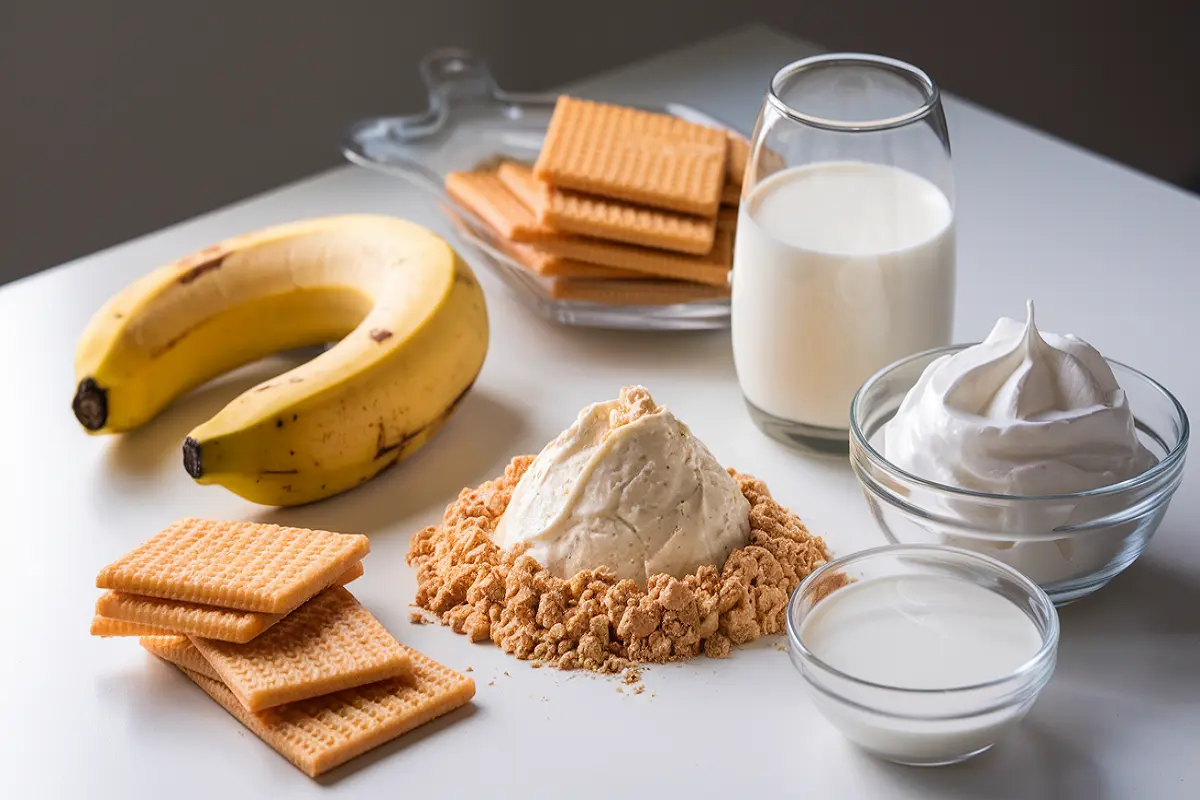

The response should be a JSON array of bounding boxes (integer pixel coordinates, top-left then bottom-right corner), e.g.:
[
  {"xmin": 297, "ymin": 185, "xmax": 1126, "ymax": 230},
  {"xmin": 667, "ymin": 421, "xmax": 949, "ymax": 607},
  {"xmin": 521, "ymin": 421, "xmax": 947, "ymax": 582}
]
[{"xmin": 342, "ymin": 48, "xmax": 739, "ymax": 330}]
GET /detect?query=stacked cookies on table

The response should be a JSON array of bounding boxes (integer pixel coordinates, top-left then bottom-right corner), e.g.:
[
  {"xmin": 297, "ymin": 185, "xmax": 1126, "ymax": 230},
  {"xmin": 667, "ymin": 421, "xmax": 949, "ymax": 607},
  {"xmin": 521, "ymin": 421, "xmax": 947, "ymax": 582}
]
[
  {"xmin": 445, "ymin": 95, "xmax": 749, "ymax": 306},
  {"xmin": 91, "ymin": 518, "xmax": 474, "ymax": 778}
]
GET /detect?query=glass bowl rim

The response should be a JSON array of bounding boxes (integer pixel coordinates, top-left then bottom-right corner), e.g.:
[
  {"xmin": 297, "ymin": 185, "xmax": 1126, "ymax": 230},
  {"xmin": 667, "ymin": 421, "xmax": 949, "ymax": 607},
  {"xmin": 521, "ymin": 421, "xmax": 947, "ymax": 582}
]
[
  {"xmin": 849, "ymin": 344, "xmax": 1190, "ymax": 503},
  {"xmin": 786, "ymin": 543, "xmax": 1060, "ymax": 697},
  {"xmin": 767, "ymin": 52, "xmax": 940, "ymax": 133}
]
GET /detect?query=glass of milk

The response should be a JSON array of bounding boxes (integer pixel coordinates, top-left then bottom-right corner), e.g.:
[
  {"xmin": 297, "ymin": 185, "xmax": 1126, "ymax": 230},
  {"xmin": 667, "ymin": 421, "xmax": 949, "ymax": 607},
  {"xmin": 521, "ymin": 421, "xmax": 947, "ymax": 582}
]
[{"xmin": 732, "ymin": 53, "xmax": 955, "ymax": 453}]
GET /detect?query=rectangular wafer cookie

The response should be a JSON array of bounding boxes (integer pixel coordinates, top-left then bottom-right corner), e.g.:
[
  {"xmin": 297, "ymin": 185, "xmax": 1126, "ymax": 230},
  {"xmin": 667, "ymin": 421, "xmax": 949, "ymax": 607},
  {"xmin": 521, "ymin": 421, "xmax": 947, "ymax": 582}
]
[
  {"xmin": 534, "ymin": 96, "xmax": 727, "ymax": 216},
  {"xmin": 95, "ymin": 561, "xmax": 364, "ymax": 643},
  {"xmin": 505, "ymin": 242, "xmax": 649, "ymax": 279},
  {"xmin": 189, "ymin": 586, "xmax": 411, "ymax": 712},
  {"xmin": 446, "ymin": 170, "xmax": 554, "ymax": 240},
  {"xmin": 727, "ymin": 133, "xmax": 750, "ymax": 187},
  {"xmin": 90, "ymin": 615, "xmax": 173, "ymax": 638},
  {"xmin": 446, "ymin": 177, "xmax": 731, "ymax": 286},
  {"xmin": 141, "ymin": 635, "xmax": 218, "ymax": 678},
  {"xmin": 178, "ymin": 647, "xmax": 475, "ymax": 778},
  {"xmin": 96, "ymin": 518, "xmax": 369, "ymax": 614},
  {"xmin": 531, "ymin": 227, "xmax": 733, "ymax": 288},
  {"xmin": 497, "ymin": 162, "xmax": 717, "ymax": 255},
  {"xmin": 544, "ymin": 278, "xmax": 730, "ymax": 306}
]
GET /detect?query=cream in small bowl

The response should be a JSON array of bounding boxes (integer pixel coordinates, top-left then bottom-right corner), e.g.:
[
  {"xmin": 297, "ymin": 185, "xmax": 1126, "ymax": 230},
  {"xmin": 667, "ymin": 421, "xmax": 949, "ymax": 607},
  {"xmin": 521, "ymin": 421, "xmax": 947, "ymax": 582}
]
[
  {"xmin": 850, "ymin": 302, "xmax": 1189, "ymax": 604},
  {"xmin": 787, "ymin": 545, "xmax": 1059, "ymax": 766}
]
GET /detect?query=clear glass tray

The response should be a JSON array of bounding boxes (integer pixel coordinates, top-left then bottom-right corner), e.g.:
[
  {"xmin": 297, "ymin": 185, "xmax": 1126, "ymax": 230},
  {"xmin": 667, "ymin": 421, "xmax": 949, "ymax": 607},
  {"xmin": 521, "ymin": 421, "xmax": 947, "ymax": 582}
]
[{"xmin": 342, "ymin": 48, "xmax": 737, "ymax": 330}]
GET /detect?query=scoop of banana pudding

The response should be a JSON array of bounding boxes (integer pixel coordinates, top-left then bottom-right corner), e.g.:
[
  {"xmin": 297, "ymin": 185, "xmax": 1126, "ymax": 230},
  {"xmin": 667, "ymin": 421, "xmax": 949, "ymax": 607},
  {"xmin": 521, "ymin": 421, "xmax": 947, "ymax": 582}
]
[{"xmin": 493, "ymin": 386, "xmax": 751, "ymax": 584}]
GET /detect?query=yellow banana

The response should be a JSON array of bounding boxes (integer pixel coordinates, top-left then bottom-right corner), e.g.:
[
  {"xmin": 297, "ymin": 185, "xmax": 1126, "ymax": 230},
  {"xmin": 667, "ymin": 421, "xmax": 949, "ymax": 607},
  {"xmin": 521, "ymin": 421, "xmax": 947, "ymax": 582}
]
[{"xmin": 73, "ymin": 215, "xmax": 489, "ymax": 505}]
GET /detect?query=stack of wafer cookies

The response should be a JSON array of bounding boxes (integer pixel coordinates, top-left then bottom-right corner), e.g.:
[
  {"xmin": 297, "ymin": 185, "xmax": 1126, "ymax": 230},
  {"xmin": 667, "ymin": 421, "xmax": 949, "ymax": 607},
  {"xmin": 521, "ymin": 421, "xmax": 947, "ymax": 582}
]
[
  {"xmin": 445, "ymin": 95, "xmax": 748, "ymax": 306},
  {"xmin": 91, "ymin": 518, "xmax": 474, "ymax": 778}
]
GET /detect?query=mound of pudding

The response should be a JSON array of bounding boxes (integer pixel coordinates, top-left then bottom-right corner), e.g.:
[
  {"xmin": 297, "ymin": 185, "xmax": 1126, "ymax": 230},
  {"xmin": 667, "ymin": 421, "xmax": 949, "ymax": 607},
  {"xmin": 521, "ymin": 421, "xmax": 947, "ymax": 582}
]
[
  {"xmin": 407, "ymin": 386, "xmax": 836, "ymax": 671},
  {"xmin": 495, "ymin": 386, "xmax": 751, "ymax": 584}
]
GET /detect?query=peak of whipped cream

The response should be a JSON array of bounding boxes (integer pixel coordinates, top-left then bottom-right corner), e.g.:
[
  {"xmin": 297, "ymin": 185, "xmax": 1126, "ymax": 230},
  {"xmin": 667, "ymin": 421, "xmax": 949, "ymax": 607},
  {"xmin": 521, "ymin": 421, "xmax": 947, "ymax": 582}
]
[
  {"xmin": 884, "ymin": 302, "xmax": 1155, "ymax": 496},
  {"xmin": 494, "ymin": 386, "xmax": 750, "ymax": 584}
]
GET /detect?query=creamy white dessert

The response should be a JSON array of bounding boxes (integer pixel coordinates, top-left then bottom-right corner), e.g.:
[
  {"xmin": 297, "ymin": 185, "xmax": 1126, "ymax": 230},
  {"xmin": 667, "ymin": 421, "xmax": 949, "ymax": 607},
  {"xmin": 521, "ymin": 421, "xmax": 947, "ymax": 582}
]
[
  {"xmin": 494, "ymin": 386, "xmax": 750, "ymax": 584},
  {"xmin": 884, "ymin": 301, "xmax": 1156, "ymax": 582}
]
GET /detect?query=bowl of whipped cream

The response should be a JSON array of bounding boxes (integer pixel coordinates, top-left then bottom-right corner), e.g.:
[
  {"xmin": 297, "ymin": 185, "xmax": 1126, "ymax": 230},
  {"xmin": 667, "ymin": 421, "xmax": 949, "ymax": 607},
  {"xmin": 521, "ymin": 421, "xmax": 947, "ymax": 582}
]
[{"xmin": 849, "ymin": 301, "xmax": 1189, "ymax": 604}]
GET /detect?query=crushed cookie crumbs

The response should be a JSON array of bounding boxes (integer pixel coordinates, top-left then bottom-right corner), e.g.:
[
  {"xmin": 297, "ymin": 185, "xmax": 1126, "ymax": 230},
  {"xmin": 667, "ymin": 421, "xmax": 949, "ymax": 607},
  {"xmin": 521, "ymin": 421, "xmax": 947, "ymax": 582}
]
[
  {"xmin": 407, "ymin": 456, "xmax": 843, "ymax": 674},
  {"xmin": 409, "ymin": 612, "xmax": 430, "ymax": 625}
]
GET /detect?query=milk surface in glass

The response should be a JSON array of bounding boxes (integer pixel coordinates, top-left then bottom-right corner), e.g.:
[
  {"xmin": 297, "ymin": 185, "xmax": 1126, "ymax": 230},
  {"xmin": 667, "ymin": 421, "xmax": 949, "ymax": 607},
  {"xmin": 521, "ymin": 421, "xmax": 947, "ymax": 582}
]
[{"xmin": 732, "ymin": 160, "xmax": 955, "ymax": 431}]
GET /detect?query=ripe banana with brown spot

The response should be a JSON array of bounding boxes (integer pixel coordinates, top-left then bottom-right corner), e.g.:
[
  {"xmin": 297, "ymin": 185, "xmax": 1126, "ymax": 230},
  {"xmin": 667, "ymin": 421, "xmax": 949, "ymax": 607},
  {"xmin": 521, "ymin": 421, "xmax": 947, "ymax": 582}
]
[{"xmin": 72, "ymin": 215, "xmax": 489, "ymax": 505}]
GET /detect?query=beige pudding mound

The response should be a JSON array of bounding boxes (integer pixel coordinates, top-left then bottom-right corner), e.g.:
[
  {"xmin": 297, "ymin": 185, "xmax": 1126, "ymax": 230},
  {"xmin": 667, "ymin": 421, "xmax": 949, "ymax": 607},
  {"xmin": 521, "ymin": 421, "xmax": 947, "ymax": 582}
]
[{"xmin": 407, "ymin": 386, "xmax": 840, "ymax": 673}]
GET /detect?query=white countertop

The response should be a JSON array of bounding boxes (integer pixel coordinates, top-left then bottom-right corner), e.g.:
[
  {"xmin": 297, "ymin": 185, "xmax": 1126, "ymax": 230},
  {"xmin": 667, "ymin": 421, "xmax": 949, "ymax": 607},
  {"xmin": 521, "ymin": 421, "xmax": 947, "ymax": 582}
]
[{"xmin": 1, "ymin": 24, "xmax": 1196, "ymax": 800}]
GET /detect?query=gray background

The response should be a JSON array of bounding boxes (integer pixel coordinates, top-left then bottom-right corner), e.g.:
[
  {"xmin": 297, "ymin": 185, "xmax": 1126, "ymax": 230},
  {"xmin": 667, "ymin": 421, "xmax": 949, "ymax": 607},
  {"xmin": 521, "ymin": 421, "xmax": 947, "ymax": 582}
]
[{"xmin": 2, "ymin": 0, "xmax": 1197, "ymax": 285}]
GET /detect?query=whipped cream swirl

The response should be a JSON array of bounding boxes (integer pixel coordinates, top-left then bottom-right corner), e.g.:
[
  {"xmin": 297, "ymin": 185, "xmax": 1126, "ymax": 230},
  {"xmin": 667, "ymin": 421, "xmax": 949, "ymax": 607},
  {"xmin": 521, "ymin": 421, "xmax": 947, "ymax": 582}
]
[{"xmin": 884, "ymin": 301, "xmax": 1154, "ymax": 496}]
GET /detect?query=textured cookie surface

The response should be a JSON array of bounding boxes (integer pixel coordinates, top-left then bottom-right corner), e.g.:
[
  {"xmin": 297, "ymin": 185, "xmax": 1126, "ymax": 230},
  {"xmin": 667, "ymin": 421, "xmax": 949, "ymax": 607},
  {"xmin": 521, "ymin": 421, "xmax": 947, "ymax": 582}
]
[
  {"xmin": 179, "ymin": 646, "xmax": 475, "ymax": 778},
  {"xmin": 504, "ymin": 242, "xmax": 645, "ymax": 280},
  {"xmin": 141, "ymin": 635, "xmax": 218, "ymax": 678},
  {"xmin": 190, "ymin": 586, "xmax": 411, "ymax": 711},
  {"xmin": 531, "ymin": 228, "xmax": 733, "ymax": 287},
  {"xmin": 95, "ymin": 518, "xmax": 369, "ymax": 614},
  {"xmin": 545, "ymin": 278, "xmax": 730, "ymax": 306},
  {"xmin": 95, "ymin": 562, "xmax": 363, "ymax": 643},
  {"xmin": 445, "ymin": 170, "xmax": 553, "ymax": 240},
  {"xmin": 498, "ymin": 162, "xmax": 716, "ymax": 255},
  {"xmin": 726, "ymin": 133, "xmax": 750, "ymax": 187},
  {"xmin": 533, "ymin": 96, "xmax": 727, "ymax": 216},
  {"xmin": 90, "ymin": 615, "xmax": 172, "ymax": 638}
]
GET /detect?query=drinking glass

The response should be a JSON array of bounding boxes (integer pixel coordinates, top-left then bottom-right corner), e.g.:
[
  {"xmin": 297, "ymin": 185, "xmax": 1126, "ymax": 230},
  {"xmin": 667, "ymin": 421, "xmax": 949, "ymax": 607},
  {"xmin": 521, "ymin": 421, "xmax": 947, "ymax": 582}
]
[{"xmin": 732, "ymin": 54, "xmax": 956, "ymax": 454}]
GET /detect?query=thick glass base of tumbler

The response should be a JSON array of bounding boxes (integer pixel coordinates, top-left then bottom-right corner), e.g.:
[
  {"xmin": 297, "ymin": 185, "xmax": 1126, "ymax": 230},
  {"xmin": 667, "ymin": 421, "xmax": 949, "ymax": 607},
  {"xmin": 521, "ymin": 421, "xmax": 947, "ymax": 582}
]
[{"xmin": 744, "ymin": 399, "xmax": 849, "ymax": 455}]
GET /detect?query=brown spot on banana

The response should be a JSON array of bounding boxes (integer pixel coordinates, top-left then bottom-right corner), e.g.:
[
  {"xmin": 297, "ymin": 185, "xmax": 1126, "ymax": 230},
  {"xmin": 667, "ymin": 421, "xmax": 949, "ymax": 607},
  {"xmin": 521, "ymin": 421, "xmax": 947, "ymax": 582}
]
[
  {"xmin": 369, "ymin": 328, "xmax": 393, "ymax": 342},
  {"xmin": 177, "ymin": 253, "xmax": 227, "ymax": 284},
  {"xmin": 375, "ymin": 428, "xmax": 424, "ymax": 460}
]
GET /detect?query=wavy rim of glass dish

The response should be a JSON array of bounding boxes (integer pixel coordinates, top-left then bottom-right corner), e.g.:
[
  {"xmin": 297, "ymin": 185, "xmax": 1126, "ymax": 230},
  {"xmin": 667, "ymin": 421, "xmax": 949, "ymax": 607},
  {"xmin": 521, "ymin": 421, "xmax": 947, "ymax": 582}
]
[
  {"xmin": 786, "ymin": 543, "xmax": 1060, "ymax": 704},
  {"xmin": 767, "ymin": 52, "xmax": 941, "ymax": 133},
  {"xmin": 850, "ymin": 344, "xmax": 1190, "ymax": 503}
]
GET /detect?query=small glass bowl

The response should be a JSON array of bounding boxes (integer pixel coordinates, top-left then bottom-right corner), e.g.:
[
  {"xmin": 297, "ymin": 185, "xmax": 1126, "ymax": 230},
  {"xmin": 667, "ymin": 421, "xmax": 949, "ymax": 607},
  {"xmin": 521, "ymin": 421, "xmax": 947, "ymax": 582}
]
[
  {"xmin": 787, "ymin": 544, "xmax": 1059, "ymax": 766},
  {"xmin": 850, "ymin": 346, "xmax": 1189, "ymax": 605}
]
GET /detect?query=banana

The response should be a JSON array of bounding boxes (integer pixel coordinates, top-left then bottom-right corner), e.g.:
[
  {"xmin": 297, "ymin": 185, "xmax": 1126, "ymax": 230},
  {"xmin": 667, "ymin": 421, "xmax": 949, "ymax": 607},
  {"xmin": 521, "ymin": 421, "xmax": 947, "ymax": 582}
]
[{"xmin": 73, "ymin": 215, "xmax": 489, "ymax": 505}]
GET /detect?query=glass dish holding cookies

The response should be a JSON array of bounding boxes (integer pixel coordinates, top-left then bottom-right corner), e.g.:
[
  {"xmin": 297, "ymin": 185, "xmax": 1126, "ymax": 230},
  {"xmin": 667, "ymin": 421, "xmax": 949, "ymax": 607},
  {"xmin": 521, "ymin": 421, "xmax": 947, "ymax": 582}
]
[{"xmin": 343, "ymin": 47, "xmax": 748, "ymax": 330}]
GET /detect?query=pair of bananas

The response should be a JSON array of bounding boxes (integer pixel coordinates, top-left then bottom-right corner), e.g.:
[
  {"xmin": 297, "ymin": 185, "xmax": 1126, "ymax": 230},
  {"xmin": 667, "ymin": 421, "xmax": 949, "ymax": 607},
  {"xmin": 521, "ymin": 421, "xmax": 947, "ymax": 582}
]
[{"xmin": 73, "ymin": 215, "xmax": 489, "ymax": 506}]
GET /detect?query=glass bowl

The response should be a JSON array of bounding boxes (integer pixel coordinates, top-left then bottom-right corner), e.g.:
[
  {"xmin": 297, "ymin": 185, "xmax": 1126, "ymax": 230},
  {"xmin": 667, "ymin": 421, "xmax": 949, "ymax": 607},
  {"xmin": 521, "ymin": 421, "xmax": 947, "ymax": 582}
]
[
  {"xmin": 849, "ymin": 345, "xmax": 1189, "ymax": 605},
  {"xmin": 341, "ymin": 47, "xmax": 739, "ymax": 330},
  {"xmin": 787, "ymin": 544, "xmax": 1059, "ymax": 766}
]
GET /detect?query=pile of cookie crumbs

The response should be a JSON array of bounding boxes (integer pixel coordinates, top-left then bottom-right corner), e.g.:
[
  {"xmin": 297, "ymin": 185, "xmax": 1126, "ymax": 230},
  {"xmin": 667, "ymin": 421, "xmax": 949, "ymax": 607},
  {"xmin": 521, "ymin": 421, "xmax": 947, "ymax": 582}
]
[{"xmin": 407, "ymin": 455, "xmax": 843, "ymax": 674}]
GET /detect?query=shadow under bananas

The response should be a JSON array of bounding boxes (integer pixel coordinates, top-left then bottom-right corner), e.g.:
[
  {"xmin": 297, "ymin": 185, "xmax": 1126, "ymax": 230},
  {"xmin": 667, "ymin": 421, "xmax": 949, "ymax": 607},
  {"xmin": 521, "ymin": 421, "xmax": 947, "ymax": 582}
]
[
  {"xmin": 250, "ymin": 388, "xmax": 527, "ymax": 537},
  {"xmin": 102, "ymin": 352, "xmax": 313, "ymax": 484}
]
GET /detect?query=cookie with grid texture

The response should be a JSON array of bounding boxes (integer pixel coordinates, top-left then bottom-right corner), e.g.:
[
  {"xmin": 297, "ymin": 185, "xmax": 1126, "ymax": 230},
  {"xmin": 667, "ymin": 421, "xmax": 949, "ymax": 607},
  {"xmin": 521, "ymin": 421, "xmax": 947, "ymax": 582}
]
[
  {"xmin": 95, "ymin": 518, "xmax": 369, "ymax": 614},
  {"xmin": 188, "ymin": 586, "xmax": 411, "ymax": 712},
  {"xmin": 178, "ymin": 647, "xmax": 475, "ymax": 778},
  {"xmin": 95, "ymin": 561, "xmax": 363, "ymax": 643},
  {"xmin": 533, "ymin": 96, "xmax": 727, "ymax": 216}
]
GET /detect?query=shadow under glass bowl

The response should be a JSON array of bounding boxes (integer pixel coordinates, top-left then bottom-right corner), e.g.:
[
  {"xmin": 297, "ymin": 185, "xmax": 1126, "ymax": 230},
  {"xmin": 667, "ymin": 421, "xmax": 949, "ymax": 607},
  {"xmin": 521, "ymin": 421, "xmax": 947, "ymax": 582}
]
[{"xmin": 849, "ymin": 345, "xmax": 1189, "ymax": 605}]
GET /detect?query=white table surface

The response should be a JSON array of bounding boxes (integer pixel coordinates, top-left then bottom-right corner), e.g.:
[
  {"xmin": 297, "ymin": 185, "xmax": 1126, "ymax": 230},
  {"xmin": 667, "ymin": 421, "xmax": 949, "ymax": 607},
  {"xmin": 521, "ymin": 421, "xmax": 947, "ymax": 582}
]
[{"xmin": 2, "ymin": 24, "xmax": 1197, "ymax": 800}]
